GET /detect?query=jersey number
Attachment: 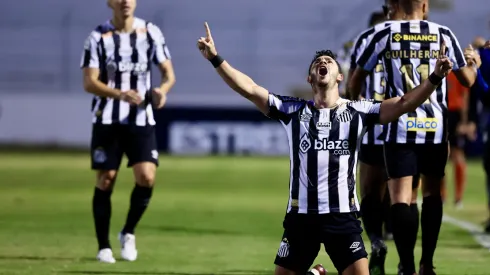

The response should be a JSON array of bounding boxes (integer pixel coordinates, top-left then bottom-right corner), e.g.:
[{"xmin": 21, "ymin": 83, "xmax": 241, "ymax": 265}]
[
  {"xmin": 374, "ymin": 64, "xmax": 386, "ymax": 101},
  {"xmin": 399, "ymin": 64, "xmax": 430, "ymax": 104}
]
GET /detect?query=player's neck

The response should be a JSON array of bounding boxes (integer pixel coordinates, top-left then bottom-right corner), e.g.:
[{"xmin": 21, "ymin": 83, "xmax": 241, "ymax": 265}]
[
  {"xmin": 313, "ymin": 89, "xmax": 340, "ymax": 109},
  {"xmin": 402, "ymin": 12, "xmax": 424, "ymax": 20},
  {"xmin": 111, "ymin": 15, "xmax": 134, "ymax": 32}
]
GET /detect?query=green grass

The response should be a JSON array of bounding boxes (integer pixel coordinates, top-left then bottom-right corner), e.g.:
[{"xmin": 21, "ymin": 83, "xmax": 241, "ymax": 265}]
[{"xmin": 0, "ymin": 153, "xmax": 489, "ymax": 275}]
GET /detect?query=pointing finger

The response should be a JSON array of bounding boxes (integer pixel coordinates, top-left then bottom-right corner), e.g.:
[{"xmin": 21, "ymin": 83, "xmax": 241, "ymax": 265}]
[
  {"xmin": 204, "ymin": 22, "xmax": 212, "ymax": 39},
  {"xmin": 440, "ymin": 39, "xmax": 446, "ymax": 57}
]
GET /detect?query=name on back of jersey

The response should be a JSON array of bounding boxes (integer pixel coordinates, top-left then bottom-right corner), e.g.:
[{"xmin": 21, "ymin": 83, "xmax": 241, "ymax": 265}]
[
  {"xmin": 406, "ymin": 117, "xmax": 438, "ymax": 132},
  {"xmin": 299, "ymin": 134, "xmax": 350, "ymax": 155}
]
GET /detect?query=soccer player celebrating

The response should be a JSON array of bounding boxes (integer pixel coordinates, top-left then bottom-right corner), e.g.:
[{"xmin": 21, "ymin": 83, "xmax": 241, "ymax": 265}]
[
  {"xmin": 197, "ymin": 21, "xmax": 452, "ymax": 275},
  {"xmin": 349, "ymin": 0, "xmax": 477, "ymax": 274},
  {"xmin": 80, "ymin": 0, "xmax": 175, "ymax": 263}
]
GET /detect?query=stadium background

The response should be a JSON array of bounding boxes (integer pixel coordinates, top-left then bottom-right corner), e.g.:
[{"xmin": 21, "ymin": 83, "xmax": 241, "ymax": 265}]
[{"xmin": 1, "ymin": 0, "xmax": 490, "ymax": 274}]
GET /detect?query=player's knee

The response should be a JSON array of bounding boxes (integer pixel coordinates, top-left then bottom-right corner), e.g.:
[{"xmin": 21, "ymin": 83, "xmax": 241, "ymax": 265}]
[
  {"xmin": 137, "ymin": 172, "xmax": 155, "ymax": 187},
  {"xmin": 96, "ymin": 170, "xmax": 117, "ymax": 191},
  {"xmin": 388, "ymin": 177, "xmax": 413, "ymax": 204}
]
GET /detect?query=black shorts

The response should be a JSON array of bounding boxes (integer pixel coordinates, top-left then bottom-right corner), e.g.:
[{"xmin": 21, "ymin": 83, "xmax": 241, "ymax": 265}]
[
  {"xmin": 274, "ymin": 213, "xmax": 368, "ymax": 274},
  {"xmin": 383, "ymin": 143, "xmax": 448, "ymax": 179},
  {"xmin": 90, "ymin": 124, "xmax": 159, "ymax": 170},
  {"xmin": 359, "ymin": 144, "xmax": 384, "ymax": 166},
  {"xmin": 448, "ymin": 111, "xmax": 465, "ymax": 148}
]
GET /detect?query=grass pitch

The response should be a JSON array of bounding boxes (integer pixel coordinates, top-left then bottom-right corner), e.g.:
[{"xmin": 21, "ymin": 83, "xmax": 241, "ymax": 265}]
[{"xmin": 0, "ymin": 153, "xmax": 489, "ymax": 275}]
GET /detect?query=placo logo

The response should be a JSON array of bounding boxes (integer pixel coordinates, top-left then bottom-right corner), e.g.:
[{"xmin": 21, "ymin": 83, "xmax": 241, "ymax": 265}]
[
  {"xmin": 406, "ymin": 117, "xmax": 438, "ymax": 132},
  {"xmin": 168, "ymin": 122, "xmax": 289, "ymax": 155}
]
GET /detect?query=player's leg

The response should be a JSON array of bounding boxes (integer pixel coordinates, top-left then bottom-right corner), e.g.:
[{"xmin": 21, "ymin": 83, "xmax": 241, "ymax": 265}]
[
  {"xmin": 418, "ymin": 143, "xmax": 448, "ymax": 274},
  {"xmin": 119, "ymin": 125, "xmax": 159, "ymax": 261},
  {"xmin": 91, "ymin": 124, "xmax": 124, "ymax": 263},
  {"xmin": 382, "ymin": 186, "xmax": 393, "ymax": 240},
  {"xmin": 448, "ymin": 111, "xmax": 467, "ymax": 207},
  {"xmin": 409, "ymin": 176, "xmax": 420, "ymax": 255},
  {"xmin": 358, "ymin": 145, "xmax": 387, "ymax": 274},
  {"xmin": 482, "ymin": 136, "xmax": 490, "ymax": 233},
  {"xmin": 323, "ymin": 213, "xmax": 369, "ymax": 275},
  {"xmin": 384, "ymin": 143, "xmax": 418, "ymax": 275},
  {"xmin": 274, "ymin": 214, "xmax": 321, "ymax": 275}
]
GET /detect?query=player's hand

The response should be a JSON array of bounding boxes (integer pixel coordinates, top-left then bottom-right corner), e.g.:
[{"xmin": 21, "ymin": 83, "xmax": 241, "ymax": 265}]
[
  {"xmin": 197, "ymin": 22, "xmax": 218, "ymax": 60},
  {"xmin": 152, "ymin": 87, "xmax": 167, "ymax": 109},
  {"xmin": 464, "ymin": 44, "xmax": 481, "ymax": 68},
  {"xmin": 484, "ymin": 40, "xmax": 490, "ymax": 49},
  {"xmin": 456, "ymin": 123, "xmax": 467, "ymax": 135},
  {"xmin": 120, "ymin": 90, "xmax": 143, "ymax": 105},
  {"xmin": 434, "ymin": 41, "xmax": 453, "ymax": 77},
  {"xmin": 466, "ymin": 122, "xmax": 477, "ymax": 141}
]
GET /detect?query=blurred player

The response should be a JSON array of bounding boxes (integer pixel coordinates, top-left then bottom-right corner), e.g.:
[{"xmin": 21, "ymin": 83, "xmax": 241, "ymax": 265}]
[
  {"xmin": 80, "ymin": 0, "xmax": 175, "ymax": 263},
  {"xmin": 197, "ymin": 21, "xmax": 451, "ymax": 275},
  {"xmin": 347, "ymin": 5, "xmax": 397, "ymax": 275},
  {"xmin": 441, "ymin": 70, "xmax": 469, "ymax": 208},
  {"xmin": 468, "ymin": 38, "xmax": 490, "ymax": 233},
  {"xmin": 349, "ymin": 0, "xmax": 477, "ymax": 274}
]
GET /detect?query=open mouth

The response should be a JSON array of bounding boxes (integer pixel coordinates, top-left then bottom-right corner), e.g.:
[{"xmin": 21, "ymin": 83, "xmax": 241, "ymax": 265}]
[{"xmin": 318, "ymin": 66, "xmax": 328, "ymax": 76}]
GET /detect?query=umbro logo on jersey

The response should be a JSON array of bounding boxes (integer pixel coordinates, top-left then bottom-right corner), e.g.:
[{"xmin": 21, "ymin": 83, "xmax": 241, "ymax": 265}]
[{"xmin": 349, "ymin": 241, "xmax": 362, "ymax": 253}]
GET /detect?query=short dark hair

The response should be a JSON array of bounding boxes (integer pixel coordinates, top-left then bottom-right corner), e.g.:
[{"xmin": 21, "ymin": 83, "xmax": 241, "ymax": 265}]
[
  {"xmin": 369, "ymin": 11, "xmax": 386, "ymax": 27},
  {"xmin": 307, "ymin": 50, "xmax": 342, "ymax": 76}
]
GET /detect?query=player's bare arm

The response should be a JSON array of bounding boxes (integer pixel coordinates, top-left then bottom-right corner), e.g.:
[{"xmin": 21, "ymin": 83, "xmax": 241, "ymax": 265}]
[
  {"xmin": 152, "ymin": 60, "xmax": 176, "ymax": 109},
  {"xmin": 196, "ymin": 22, "xmax": 269, "ymax": 115},
  {"xmin": 453, "ymin": 44, "xmax": 478, "ymax": 87},
  {"xmin": 83, "ymin": 67, "xmax": 142, "ymax": 105},
  {"xmin": 379, "ymin": 42, "xmax": 452, "ymax": 124}
]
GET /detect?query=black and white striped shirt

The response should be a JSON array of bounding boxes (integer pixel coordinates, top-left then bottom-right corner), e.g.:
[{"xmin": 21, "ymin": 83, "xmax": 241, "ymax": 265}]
[
  {"xmin": 268, "ymin": 94, "xmax": 381, "ymax": 214},
  {"xmin": 80, "ymin": 18, "xmax": 171, "ymax": 126},
  {"xmin": 350, "ymin": 22, "xmax": 392, "ymax": 146},
  {"xmin": 357, "ymin": 20, "xmax": 466, "ymax": 144}
]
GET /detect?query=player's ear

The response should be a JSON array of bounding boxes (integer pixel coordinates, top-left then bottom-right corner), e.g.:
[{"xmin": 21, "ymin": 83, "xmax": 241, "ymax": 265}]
[
  {"xmin": 307, "ymin": 75, "xmax": 312, "ymax": 84},
  {"xmin": 337, "ymin": 73, "xmax": 344, "ymax": 82}
]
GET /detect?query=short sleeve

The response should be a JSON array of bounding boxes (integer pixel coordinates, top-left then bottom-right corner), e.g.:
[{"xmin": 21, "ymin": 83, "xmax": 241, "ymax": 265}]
[
  {"xmin": 148, "ymin": 23, "xmax": 171, "ymax": 64},
  {"xmin": 439, "ymin": 27, "xmax": 467, "ymax": 70},
  {"xmin": 80, "ymin": 32, "xmax": 100, "ymax": 69},
  {"xmin": 348, "ymin": 100, "xmax": 381, "ymax": 126},
  {"xmin": 267, "ymin": 93, "xmax": 305, "ymax": 124},
  {"xmin": 349, "ymin": 28, "xmax": 374, "ymax": 71},
  {"xmin": 356, "ymin": 27, "xmax": 391, "ymax": 72}
]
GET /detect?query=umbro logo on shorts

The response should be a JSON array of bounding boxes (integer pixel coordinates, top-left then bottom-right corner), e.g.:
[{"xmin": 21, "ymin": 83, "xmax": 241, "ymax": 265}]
[{"xmin": 349, "ymin": 241, "xmax": 362, "ymax": 253}]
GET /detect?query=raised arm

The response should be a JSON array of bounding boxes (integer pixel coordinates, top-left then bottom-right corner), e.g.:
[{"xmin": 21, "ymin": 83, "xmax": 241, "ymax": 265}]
[
  {"xmin": 196, "ymin": 22, "xmax": 269, "ymax": 115},
  {"xmin": 378, "ymin": 42, "xmax": 453, "ymax": 124},
  {"xmin": 440, "ymin": 28, "xmax": 477, "ymax": 87}
]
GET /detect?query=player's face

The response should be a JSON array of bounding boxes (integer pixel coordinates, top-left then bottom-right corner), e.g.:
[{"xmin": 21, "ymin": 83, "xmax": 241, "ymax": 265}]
[
  {"xmin": 108, "ymin": 0, "xmax": 136, "ymax": 18},
  {"xmin": 308, "ymin": 56, "xmax": 343, "ymax": 87}
]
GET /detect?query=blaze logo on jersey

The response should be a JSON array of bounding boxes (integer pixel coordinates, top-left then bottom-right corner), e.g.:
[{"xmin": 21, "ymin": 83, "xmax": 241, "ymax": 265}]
[
  {"xmin": 299, "ymin": 134, "xmax": 350, "ymax": 155},
  {"xmin": 406, "ymin": 117, "xmax": 438, "ymax": 132}
]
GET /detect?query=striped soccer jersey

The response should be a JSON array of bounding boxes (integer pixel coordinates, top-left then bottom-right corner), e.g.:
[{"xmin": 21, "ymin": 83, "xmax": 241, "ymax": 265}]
[
  {"xmin": 268, "ymin": 94, "xmax": 381, "ymax": 214},
  {"xmin": 357, "ymin": 20, "xmax": 466, "ymax": 144},
  {"xmin": 80, "ymin": 17, "xmax": 171, "ymax": 126}
]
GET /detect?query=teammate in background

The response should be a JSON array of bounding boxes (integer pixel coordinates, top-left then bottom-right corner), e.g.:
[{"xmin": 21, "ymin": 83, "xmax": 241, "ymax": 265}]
[
  {"xmin": 197, "ymin": 20, "xmax": 452, "ymax": 275},
  {"xmin": 348, "ymin": 0, "xmax": 477, "ymax": 274},
  {"xmin": 347, "ymin": 6, "xmax": 396, "ymax": 275},
  {"xmin": 468, "ymin": 38, "xmax": 490, "ymax": 233},
  {"xmin": 80, "ymin": 0, "xmax": 175, "ymax": 263},
  {"xmin": 442, "ymin": 70, "xmax": 470, "ymax": 208}
]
